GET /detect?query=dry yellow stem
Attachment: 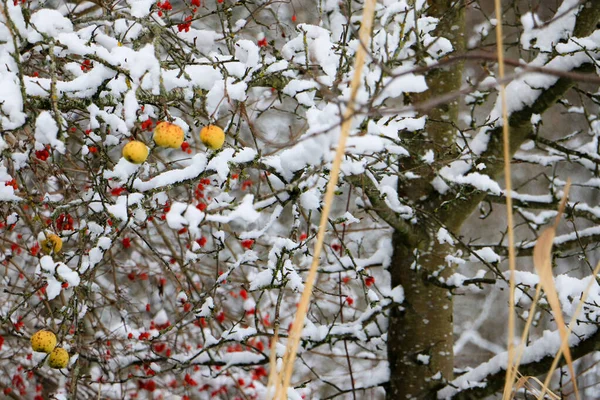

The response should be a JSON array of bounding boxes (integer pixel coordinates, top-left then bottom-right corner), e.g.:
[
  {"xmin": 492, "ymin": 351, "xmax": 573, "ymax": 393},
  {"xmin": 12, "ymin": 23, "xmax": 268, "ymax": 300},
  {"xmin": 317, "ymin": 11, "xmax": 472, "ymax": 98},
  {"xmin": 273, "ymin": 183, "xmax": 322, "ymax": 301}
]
[
  {"xmin": 514, "ymin": 373, "xmax": 560, "ymax": 400},
  {"xmin": 494, "ymin": 0, "xmax": 518, "ymax": 397},
  {"xmin": 538, "ymin": 237, "xmax": 600, "ymax": 400},
  {"xmin": 268, "ymin": 1, "xmax": 377, "ymax": 398},
  {"xmin": 530, "ymin": 181, "xmax": 579, "ymax": 400}
]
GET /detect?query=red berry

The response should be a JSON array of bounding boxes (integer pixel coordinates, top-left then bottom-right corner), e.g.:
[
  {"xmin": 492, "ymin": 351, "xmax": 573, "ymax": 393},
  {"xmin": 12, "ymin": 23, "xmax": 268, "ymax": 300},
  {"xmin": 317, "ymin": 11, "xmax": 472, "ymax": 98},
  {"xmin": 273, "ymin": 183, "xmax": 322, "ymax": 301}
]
[
  {"xmin": 111, "ymin": 187, "xmax": 125, "ymax": 196},
  {"xmin": 241, "ymin": 179, "xmax": 253, "ymax": 190},
  {"xmin": 216, "ymin": 311, "xmax": 225, "ymax": 323},
  {"xmin": 35, "ymin": 148, "xmax": 50, "ymax": 161}
]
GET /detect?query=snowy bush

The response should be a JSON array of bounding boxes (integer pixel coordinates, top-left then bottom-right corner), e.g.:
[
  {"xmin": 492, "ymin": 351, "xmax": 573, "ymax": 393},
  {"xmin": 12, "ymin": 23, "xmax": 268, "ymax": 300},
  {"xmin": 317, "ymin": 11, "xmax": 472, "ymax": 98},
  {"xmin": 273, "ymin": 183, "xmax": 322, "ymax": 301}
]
[{"xmin": 2, "ymin": 0, "xmax": 600, "ymax": 399}]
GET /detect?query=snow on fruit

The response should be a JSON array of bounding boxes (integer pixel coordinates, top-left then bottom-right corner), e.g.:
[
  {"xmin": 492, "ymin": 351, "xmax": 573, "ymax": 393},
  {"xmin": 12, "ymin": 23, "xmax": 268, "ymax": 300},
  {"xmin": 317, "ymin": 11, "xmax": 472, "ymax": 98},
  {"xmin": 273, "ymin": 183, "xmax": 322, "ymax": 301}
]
[
  {"xmin": 122, "ymin": 141, "xmax": 149, "ymax": 164},
  {"xmin": 40, "ymin": 233, "xmax": 62, "ymax": 254},
  {"xmin": 31, "ymin": 330, "xmax": 57, "ymax": 353},
  {"xmin": 200, "ymin": 125, "xmax": 225, "ymax": 150},
  {"xmin": 48, "ymin": 347, "xmax": 69, "ymax": 369},
  {"xmin": 153, "ymin": 121, "xmax": 185, "ymax": 148}
]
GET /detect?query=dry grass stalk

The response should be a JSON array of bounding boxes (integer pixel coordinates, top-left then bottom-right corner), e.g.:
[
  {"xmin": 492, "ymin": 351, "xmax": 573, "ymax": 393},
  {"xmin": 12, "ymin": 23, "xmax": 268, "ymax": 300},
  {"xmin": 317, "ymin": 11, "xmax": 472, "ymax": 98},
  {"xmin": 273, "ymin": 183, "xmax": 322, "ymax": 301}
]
[
  {"xmin": 267, "ymin": 0, "xmax": 377, "ymax": 398},
  {"xmin": 537, "ymin": 256, "xmax": 600, "ymax": 399},
  {"xmin": 510, "ymin": 285, "xmax": 542, "ymax": 389},
  {"xmin": 514, "ymin": 373, "xmax": 560, "ymax": 399},
  {"xmin": 493, "ymin": 0, "xmax": 518, "ymax": 397},
  {"xmin": 530, "ymin": 181, "xmax": 580, "ymax": 399}
]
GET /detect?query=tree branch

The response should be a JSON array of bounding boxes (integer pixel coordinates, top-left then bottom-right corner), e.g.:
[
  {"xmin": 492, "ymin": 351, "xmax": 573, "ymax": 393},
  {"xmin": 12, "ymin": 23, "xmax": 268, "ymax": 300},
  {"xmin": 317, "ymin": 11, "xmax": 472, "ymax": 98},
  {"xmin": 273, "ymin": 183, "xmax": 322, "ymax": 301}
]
[
  {"xmin": 444, "ymin": 326, "xmax": 600, "ymax": 399},
  {"xmin": 344, "ymin": 174, "xmax": 417, "ymax": 245},
  {"xmin": 434, "ymin": 1, "xmax": 600, "ymax": 232}
]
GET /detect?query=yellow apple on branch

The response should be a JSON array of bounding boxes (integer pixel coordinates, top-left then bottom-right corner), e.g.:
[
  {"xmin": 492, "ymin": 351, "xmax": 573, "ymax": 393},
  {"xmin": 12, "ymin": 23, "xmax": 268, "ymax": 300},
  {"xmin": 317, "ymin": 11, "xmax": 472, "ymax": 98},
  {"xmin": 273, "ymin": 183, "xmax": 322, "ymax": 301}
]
[
  {"xmin": 31, "ymin": 330, "xmax": 57, "ymax": 353},
  {"xmin": 200, "ymin": 125, "xmax": 225, "ymax": 150},
  {"xmin": 48, "ymin": 347, "xmax": 69, "ymax": 369},
  {"xmin": 154, "ymin": 121, "xmax": 184, "ymax": 148},
  {"xmin": 122, "ymin": 140, "xmax": 149, "ymax": 164}
]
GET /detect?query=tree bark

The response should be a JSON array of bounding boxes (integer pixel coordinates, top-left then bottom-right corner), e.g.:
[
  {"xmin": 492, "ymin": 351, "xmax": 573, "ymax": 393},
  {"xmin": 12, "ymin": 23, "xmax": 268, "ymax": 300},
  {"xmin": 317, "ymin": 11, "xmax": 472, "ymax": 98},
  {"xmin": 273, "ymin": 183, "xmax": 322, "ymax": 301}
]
[
  {"xmin": 386, "ymin": 1, "xmax": 600, "ymax": 399},
  {"xmin": 388, "ymin": 233, "xmax": 455, "ymax": 399},
  {"xmin": 387, "ymin": 1, "xmax": 466, "ymax": 398}
]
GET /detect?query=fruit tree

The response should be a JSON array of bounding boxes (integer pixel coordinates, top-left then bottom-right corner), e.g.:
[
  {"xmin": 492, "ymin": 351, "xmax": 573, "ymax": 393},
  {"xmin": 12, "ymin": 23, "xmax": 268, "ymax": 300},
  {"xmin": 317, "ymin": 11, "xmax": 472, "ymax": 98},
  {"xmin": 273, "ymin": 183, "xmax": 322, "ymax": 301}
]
[{"xmin": 2, "ymin": 0, "xmax": 600, "ymax": 399}]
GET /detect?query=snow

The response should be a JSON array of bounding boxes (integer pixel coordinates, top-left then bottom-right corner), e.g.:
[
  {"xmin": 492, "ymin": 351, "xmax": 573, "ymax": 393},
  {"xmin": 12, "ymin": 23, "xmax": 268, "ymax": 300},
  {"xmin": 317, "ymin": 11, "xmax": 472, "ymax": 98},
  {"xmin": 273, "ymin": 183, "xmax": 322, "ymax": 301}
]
[
  {"xmin": 154, "ymin": 309, "xmax": 169, "ymax": 325},
  {"xmin": 445, "ymin": 270, "xmax": 487, "ymax": 289},
  {"xmin": 107, "ymin": 194, "xmax": 144, "ymax": 221},
  {"xmin": 520, "ymin": 0, "xmax": 581, "ymax": 51},
  {"xmin": 123, "ymin": 90, "xmax": 139, "ymax": 128},
  {"xmin": 38, "ymin": 256, "xmax": 80, "ymax": 300},
  {"xmin": 206, "ymin": 147, "xmax": 257, "ymax": 182},
  {"xmin": 235, "ymin": 40, "xmax": 260, "ymax": 68},
  {"xmin": 421, "ymin": 149, "xmax": 435, "ymax": 164},
  {"xmin": 417, "ymin": 354, "xmax": 430, "ymax": 365},
  {"xmin": 282, "ymin": 80, "xmax": 319, "ymax": 107},
  {"xmin": 300, "ymin": 189, "xmax": 321, "ymax": 210},
  {"xmin": 342, "ymin": 211, "xmax": 360, "ymax": 226},
  {"xmin": 133, "ymin": 154, "xmax": 208, "ymax": 191},
  {"xmin": 389, "ymin": 285, "xmax": 404, "ymax": 304},
  {"xmin": 103, "ymin": 158, "xmax": 141, "ymax": 183},
  {"xmin": 165, "ymin": 202, "xmax": 188, "ymax": 230},
  {"xmin": 449, "ymin": 172, "xmax": 501, "ymax": 195},
  {"xmin": 0, "ymin": 64, "xmax": 26, "ymax": 131},
  {"xmin": 0, "ymin": 168, "xmax": 21, "ymax": 202},
  {"xmin": 126, "ymin": 0, "xmax": 155, "ymax": 17},
  {"xmin": 436, "ymin": 228, "xmax": 454, "ymax": 245},
  {"xmin": 35, "ymin": 112, "xmax": 65, "ymax": 154},
  {"xmin": 196, "ymin": 297, "xmax": 214, "ymax": 318},
  {"xmin": 206, "ymin": 195, "xmax": 260, "ymax": 224},
  {"xmin": 185, "ymin": 65, "xmax": 223, "ymax": 90},
  {"xmin": 206, "ymin": 78, "xmax": 248, "ymax": 117},
  {"xmin": 376, "ymin": 177, "xmax": 414, "ymax": 218},
  {"xmin": 266, "ymin": 60, "xmax": 289, "ymax": 74},
  {"xmin": 378, "ymin": 71, "xmax": 427, "ymax": 102},
  {"xmin": 28, "ymin": 9, "xmax": 73, "ymax": 42},
  {"xmin": 240, "ymin": 205, "xmax": 283, "ymax": 240},
  {"xmin": 470, "ymin": 247, "xmax": 501, "ymax": 263}
]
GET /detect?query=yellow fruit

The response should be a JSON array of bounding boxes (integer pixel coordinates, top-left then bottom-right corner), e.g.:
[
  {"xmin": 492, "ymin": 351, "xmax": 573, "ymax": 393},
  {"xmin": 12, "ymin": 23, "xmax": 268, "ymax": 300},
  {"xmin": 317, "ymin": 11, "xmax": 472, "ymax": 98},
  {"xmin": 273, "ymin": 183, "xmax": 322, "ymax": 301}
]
[
  {"xmin": 122, "ymin": 141, "xmax": 149, "ymax": 164},
  {"xmin": 48, "ymin": 347, "xmax": 69, "ymax": 369},
  {"xmin": 41, "ymin": 233, "xmax": 62, "ymax": 254},
  {"xmin": 31, "ymin": 330, "xmax": 57, "ymax": 353},
  {"xmin": 200, "ymin": 125, "xmax": 225, "ymax": 150},
  {"xmin": 153, "ymin": 121, "xmax": 185, "ymax": 149}
]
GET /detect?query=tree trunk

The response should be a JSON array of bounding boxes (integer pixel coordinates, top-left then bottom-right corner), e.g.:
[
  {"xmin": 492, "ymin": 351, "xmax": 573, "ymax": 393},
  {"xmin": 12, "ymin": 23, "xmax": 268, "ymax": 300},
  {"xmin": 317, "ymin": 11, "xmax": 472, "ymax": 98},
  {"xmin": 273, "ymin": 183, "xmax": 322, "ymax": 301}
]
[
  {"xmin": 386, "ymin": 1, "xmax": 600, "ymax": 398},
  {"xmin": 388, "ymin": 233, "xmax": 454, "ymax": 399},
  {"xmin": 387, "ymin": 1, "xmax": 465, "ymax": 398}
]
